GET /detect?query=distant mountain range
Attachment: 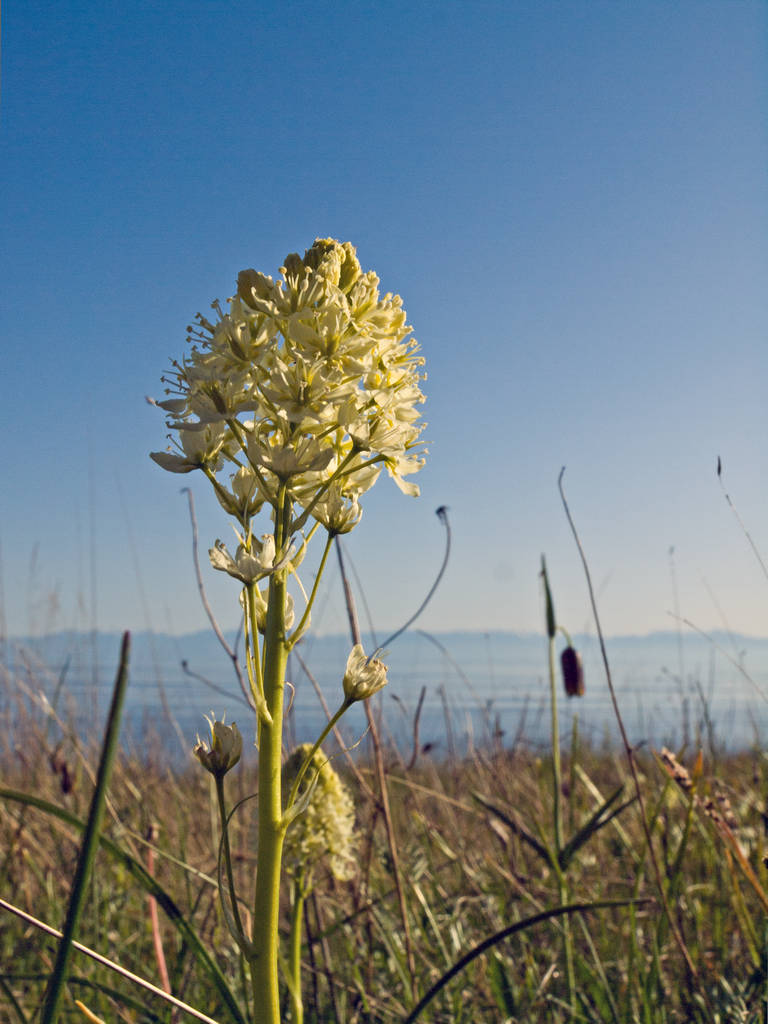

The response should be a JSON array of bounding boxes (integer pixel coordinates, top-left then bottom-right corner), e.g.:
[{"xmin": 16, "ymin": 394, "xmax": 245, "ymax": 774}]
[
  {"xmin": 5, "ymin": 627, "xmax": 768, "ymax": 754},
  {"xmin": 6, "ymin": 625, "xmax": 768, "ymax": 688}
]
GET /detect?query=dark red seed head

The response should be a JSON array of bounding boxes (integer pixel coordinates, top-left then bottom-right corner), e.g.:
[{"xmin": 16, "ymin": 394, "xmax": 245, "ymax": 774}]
[{"xmin": 561, "ymin": 646, "xmax": 584, "ymax": 698}]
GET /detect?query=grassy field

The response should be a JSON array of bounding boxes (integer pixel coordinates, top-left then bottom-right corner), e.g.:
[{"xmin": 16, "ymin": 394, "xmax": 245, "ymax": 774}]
[{"xmin": 2, "ymin": 663, "xmax": 768, "ymax": 1024}]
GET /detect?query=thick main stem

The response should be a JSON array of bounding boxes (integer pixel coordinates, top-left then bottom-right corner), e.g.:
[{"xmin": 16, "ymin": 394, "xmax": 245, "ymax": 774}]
[{"xmin": 251, "ymin": 570, "xmax": 288, "ymax": 1024}]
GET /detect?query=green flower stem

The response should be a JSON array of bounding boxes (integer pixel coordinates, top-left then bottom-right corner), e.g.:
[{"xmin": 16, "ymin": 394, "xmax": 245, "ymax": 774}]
[
  {"xmin": 285, "ymin": 700, "xmax": 351, "ymax": 812},
  {"xmin": 548, "ymin": 633, "xmax": 563, "ymax": 856},
  {"xmin": 224, "ymin": 417, "xmax": 272, "ymax": 499},
  {"xmin": 214, "ymin": 775, "xmax": 247, "ymax": 947},
  {"xmin": 558, "ymin": 624, "xmax": 574, "ymax": 647},
  {"xmin": 289, "ymin": 449, "xmax": 362, "ymax": 534},
  {"xmin": 277, "ymin": 483, "xmax": 290, "ymax": 544},
  {"xmin": 278, "ymin": 485, "xmax": 292, "ymax": 550},
  {"xmin": 335, "ymin": 451, "xmax": 387, "ymax": 483},
  {"xmin": 289, "ymin": 531, "xmax": 335, "ymax": 648},
  {"xmin": 203, "ymin": 463, "xmax": 249, "ymax": 521},
  {"xmin": 287, "ymin": 874, "xmax": 308, "ymax": 1024},
  {"xmin": 244, "ymin": 584, "xmax": 265, "ymax": 699},
  {"xmin": 547, "ymin": 631, "xmax": 576, "ymax": 1012},
  {"xmin": 250, "ymin": 568, "xmax": 289, "ymax": 1024}
]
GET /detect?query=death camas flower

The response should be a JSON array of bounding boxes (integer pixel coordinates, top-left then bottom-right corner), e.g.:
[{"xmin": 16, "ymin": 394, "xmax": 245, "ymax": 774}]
[
  {"xmin": 193, "ymin": 715, "xmax": 242, "ymax": 777},
  {"xmin": 283, "ymin": 744, "xmax": 356, "ymax": 882},
  {"xmin": 150, "ymin": 239, "xmax": 427, "ymax": 545},
  {"xmin": 342, "ymin": 644, "xmax": 388, "ymax": 703}
]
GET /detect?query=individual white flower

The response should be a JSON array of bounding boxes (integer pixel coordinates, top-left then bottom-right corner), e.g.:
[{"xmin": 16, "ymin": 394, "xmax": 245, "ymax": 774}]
[
  {"xmin": 193, "ymin": 715, "xmax": 242, "ymax": 777},
  {"xmin": 247, "ymin": 432, "xmax": 336, "ymax": 481},
  {"xmin": 209, "ymin": 534, "xmax": 294, "ymax": 584},
  {"xmin": 149, "ymin": 449, "xmax": 200, "ymax": 474},
  {"xmin": 384, "ymin": 450, "xmax": 426, "ymax": 497},
  {"xmin": 214, "ymin": 465, "xmax": 264, "ymax": 519},
  {"xmin": 308, "ymin": 486, "xmax": 362, "ymax": 535},
  {"xmin": 149, "ymin": 422, "xmax": 228, "ymax": 473},
  {"xmin": 342, "ymin": 644, "xmax": 388, "ymax": 703}
]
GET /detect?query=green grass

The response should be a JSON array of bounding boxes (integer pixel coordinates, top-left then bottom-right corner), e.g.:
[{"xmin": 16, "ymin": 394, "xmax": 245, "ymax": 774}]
[{"xmin": 2, "ymin": 672, "xmax": 768, "ymax": 1024}]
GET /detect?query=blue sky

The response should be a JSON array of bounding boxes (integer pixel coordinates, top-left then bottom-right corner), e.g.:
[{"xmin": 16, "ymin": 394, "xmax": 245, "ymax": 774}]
[{"xmin": 2, "ymin": 1, "xmax": 766, "ymax": 641}]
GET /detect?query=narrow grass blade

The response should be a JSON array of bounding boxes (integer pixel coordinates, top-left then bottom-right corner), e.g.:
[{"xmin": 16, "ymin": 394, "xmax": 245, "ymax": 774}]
[
  {"xmin": 471, "ymin": 790, "xmax": 552, "ymax": 865},
  {"xmin": 0, "ymin": 896, "xmax": 222, "ymax": 1023},
  {"xmin": 0, "ymin": 974, "xmax": 30, "ymax": 1023},
  {"xmin": 39, "ymin": 631, "xmax": 131, "ymax": 1024},
  {"xmin": 0, "ymin": 791, "xmax": 247, "ymax": 1023},
  {"xmin": 558, "ymin": 784, "xmax": 634, "ymax": 870},
  {"xmin": 487, "ymin": 951, "xmax": 516, "ymax": 1017},
  {"xmin": 402, "ymin": 898, "xmax": 651, "ymax": 1024}
]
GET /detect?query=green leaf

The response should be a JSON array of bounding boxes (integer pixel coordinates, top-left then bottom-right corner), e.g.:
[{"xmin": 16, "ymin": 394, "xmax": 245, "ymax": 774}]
[
  {"xmin": 403, "ymin": 897, "xmax": 653, "ymax": 1024},
  {"xmin": 0, "ymin": 787, "xmax": 247, "ymax": 1024},
  {"xmin": 41, "ymin": 632, "xmax": 131, "ymax": 1024},
  {"xmin": 487, "ymin": 951, "xmax": 516, "ymax": 1017},
  {"xmin": 541, "ymin": 556, "xmax": 557, "ymax": 639},
  {"xmin": 472, "ymin": 790, "xmax": 553, "ymax": 866},
  {"xmin": 559, "ymin": 783, "xmax": 636, "ymax": 870}
]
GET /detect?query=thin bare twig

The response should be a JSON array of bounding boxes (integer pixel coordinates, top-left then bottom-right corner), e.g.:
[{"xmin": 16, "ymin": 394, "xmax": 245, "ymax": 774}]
[
  {"xmin": 557, "ymin": 466, "xmax": 697, "ymax": 981},
  {"xmin": 335, "ymin": 538, "xmax": 417, "ymax": 998},
  {"xmin": 182, "ymin": 488, "xmax": 254, "ymax": 711},
  {"xmin": 717, "ymin": 455, "xmax": 768, "ymax": 583},
  {"xmin": 145, "ymin": 822, "xmax": 175, "ymax": 1019},
  {"xmin": 180, "ymin": 661, "xmax": 252, "ymax": 709},
  {"xmin": 379, "ymin": 506, "xmax": 452, "ymax": 650},
  {"xmin": 0, "ymin": 896, "xmax": 221, "ymax": 1024},
  {"xmin": 405, "ymin": 686, "xmax": 427, "ymax": 772},
  {"xmin": 669, "ymin": 613, "xmax": 768, "ymax": 703},
  {"xmin": 308, "ymin": 891, "xmax": 342, "ymax": 1023}
]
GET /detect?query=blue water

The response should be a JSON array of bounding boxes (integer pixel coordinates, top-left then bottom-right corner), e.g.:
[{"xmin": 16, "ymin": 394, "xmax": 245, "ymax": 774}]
[{"xmin": 5, "ymin": 628, "xmax": 768, "ymax": 763}]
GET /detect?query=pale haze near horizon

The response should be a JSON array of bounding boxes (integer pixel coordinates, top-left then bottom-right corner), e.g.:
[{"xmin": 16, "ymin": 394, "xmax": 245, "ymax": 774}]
[{"xmin": 1, "ymin": 2, "xmax": 766, "ymax": 643}]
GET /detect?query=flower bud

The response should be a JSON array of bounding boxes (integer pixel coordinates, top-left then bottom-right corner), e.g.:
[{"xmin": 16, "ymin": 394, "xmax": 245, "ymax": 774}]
[
  {"xmin": 342, "ymin": 644, "xmax": 388, "ymax": 703},
  {"xmin": 193, "ymin": 716, "xmax": 242, "ymax": 777},
  {"xmin": 236, "ymin": 267, "xmax": 275, "ymax": 305},
  {"xmin": 560, "ymin": 646, "xmax": 584, "ymax": 698},
  {"xmin": 250, "ymin": 587, "xmax": 294, "ymax": 634}
]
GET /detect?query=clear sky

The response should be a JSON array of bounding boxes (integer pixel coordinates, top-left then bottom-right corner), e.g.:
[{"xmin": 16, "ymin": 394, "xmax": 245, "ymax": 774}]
[{"xmin": 2, "ymin": 1, "xmax": 767, "ymax": 642}]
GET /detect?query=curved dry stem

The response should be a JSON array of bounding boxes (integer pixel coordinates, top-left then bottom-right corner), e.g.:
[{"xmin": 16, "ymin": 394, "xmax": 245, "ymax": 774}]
[
  {"xmin": 379, "ymin": 505, "xmax": 451, "ymax": 651},
  {"xmin": 183, "ymin": 487, "xmax": 253, "ymax": 711},
  {"xmin": 557, "ymin": 466, "xmax": 698, "ymax": 982}
]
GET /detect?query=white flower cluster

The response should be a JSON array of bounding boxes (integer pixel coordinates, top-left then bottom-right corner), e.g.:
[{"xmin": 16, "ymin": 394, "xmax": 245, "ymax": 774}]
[
  {"xmin": 283, "ymin": 744, "xmax": 357, "ymax": 882},
  {"xmin": 151, "ymin": 240, "xmax": 427, "ymax": 555}
]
